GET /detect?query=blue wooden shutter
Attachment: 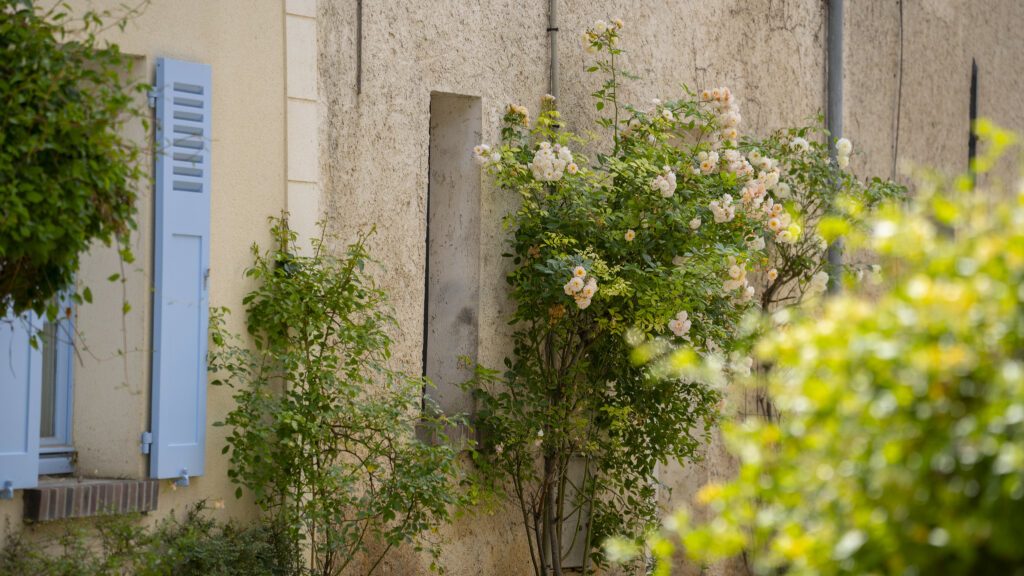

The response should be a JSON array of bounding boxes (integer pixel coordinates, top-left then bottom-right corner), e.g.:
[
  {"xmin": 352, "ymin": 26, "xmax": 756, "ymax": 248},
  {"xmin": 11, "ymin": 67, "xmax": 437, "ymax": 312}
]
[
  {"xmin": 0, "ymin": 312, "xmax": 42, "ymax": 496},
  {"xmin": 150, "ymin": 58, "xmax": 212, "ymax": 482}
]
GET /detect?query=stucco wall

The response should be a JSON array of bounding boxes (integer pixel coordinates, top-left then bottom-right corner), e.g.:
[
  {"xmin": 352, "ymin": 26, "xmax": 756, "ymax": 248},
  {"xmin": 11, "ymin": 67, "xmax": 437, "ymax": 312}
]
[
  {"xmin": 845, "ymin": 0, "xmax": 1024, "ymax": 190},
  {"xmin": 317, "ymin": 1, "xmax": 829, "ymax": 573},
  {"xmin": 0, "ymin": 0, "xmax": 286, "ymax": 548},
  {"xmin": 317, "ymin": 1, "xmax": 1024, "ymax": 574}
]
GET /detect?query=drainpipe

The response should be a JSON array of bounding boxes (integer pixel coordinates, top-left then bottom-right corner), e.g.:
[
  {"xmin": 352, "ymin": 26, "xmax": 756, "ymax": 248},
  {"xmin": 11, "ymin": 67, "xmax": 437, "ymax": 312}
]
[
  {"xmin": 826, "ymin": 0, "xmax": 844, "ymax": 295},
  {"xmin": 548, "ymin": 0, "xmax": 559, "ymax": 99}
]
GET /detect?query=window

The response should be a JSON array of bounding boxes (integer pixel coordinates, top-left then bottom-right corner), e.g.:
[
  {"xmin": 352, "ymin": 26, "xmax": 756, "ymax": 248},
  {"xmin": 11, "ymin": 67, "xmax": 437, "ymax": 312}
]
[
  {"xmin": 0, "ymin": 56, "xmax": 213, "ymax": 499},
  {"xmin": 38, "ymin": 298, "xmax": 75, "ymax": 475},
  {"xmin": 0, "ymin": 305, "xmax": 75, "ymax": 482}
]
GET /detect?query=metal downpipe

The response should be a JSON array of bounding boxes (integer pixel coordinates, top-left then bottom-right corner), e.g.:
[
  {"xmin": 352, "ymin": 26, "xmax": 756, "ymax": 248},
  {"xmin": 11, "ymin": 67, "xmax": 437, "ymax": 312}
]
[{"xmin": 826, "ymin": 0, "xmax": 844, "ymax": 295}]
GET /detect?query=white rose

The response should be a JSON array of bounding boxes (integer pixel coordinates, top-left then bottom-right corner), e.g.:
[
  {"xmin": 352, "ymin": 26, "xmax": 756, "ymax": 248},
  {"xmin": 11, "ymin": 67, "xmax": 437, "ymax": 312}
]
[{"xmin": 807, "ymin": 271, "xmax": 829, "ymax": 295}]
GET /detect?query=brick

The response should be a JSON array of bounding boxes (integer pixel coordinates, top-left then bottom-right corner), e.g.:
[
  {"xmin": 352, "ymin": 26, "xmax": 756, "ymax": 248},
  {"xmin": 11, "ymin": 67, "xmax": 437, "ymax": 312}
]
[{"xmin": 23, "ymin": 479, "xmax": 160, "ymax": 522}]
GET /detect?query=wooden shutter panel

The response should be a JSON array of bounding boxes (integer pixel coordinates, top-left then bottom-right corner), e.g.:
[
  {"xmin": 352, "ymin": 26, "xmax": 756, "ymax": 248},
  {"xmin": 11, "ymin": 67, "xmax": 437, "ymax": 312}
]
[
  {"xmin": 0, "ymin": 312, "xmax": 42, "ymax": 496},
  {"xmin": 150, "ymin": 58, "xmax": 212, "ymax": 482}
]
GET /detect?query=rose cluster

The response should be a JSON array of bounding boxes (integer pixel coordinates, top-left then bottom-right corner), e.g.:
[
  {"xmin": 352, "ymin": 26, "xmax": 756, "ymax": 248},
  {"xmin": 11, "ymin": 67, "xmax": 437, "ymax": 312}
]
[
  {"xmin": 806, "ymin": 270, "xmax": 829, "ymax": 295},
  {"xmin": 835, "ymin": 137, "xmax": 853, "ymax": 169},
  {"xmin": 529, "ymin": 142, "xmax": 576, "ymax": 182},
  {"xmin": 699, "ymin": 86, "xmax": 742, "ymax": 145},
  {"xmin": 562, "ymin": 265, "xmax": 598, "ymax": 309},
  {"xmin": 762, "ymin": 197, "xmax": 799, "ymax": 244},
  {"xmin": 709, "ymin": 193, "xmax": 736, "ymax": 223},
  {"xmin": 722, "ymin": 149, "xmax": 755, "ymax": 179},
  {"xmin": 473, "ymin": 143, "xmax": 500, "ymax": 166},
  {"xmin": 697, "ymin": 150, "xmax": 719, "ymax": 175},
  {"xmin": 651, "ymin": 165, "xmax": 677, "ymax": 197},
  {"xmin": 504, "ymin": 103, "xmax": 530, "ymax": 127},
  {"xmin": 723, "ymin": 256, "xmax": 755, "ymax": 302},
  {"xmin": 582, "ymin": 18, "xmax": 624, "ymax": 53}
]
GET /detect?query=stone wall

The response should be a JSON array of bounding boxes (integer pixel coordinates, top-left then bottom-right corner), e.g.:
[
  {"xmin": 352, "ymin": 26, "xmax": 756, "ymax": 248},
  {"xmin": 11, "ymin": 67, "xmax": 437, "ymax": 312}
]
[{"xmin": 316, "ymin": 1, "xmax": 1024, "ymax": 574}]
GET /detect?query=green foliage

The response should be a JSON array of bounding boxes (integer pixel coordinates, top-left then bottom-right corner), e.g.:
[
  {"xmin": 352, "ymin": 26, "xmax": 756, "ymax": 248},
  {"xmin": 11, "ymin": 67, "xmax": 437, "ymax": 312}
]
[
  {"xmin": 469, "ymin": 21, "xmax": 758, "ymax": 575},
  {"xmin": 635, "ymin": 123, "xmax": 1024, "ymax": 575},
  {"xmin": 746, "ymin": 127, "xmax": 904, "ymax": 309},
  {"xmin": 209, "ymin": 219, "xmax": 464, "ymax": 576},
  {"xmin": 470, "ymin": 20, "xmax": 907, "ymax": 576},
  {"xmin": 0, "ymin": 0, "xmax": 148, "ymax": 317},
  {"xmin": 0, "ymin": 502, "xmax": 298, "ymax": 576}
]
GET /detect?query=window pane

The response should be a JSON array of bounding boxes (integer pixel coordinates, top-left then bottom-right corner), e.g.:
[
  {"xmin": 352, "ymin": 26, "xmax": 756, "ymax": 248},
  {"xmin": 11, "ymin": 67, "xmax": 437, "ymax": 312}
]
[{"xmin": 39, "ymin": 320, "xmax": 57, "ymax": 439}]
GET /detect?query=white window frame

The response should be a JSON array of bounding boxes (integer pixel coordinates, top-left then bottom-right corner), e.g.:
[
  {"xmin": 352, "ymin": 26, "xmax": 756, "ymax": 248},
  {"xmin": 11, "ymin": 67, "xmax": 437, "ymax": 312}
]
[{"xmin": 38, "ymin": 299, "xmax": 75, "ymax": 476}]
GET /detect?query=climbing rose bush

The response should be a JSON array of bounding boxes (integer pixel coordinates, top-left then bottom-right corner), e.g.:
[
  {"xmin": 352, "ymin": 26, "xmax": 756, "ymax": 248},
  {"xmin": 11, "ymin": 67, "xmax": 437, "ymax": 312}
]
[{"xmin": 464, "ymin": 20, "xmax": 899, "ymax": 575}]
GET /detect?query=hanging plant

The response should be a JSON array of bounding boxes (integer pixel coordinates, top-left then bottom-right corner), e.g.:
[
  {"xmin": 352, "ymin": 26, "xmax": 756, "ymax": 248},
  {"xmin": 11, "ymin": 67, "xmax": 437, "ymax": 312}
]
[{"xmin": 0, "ymin": 0, "xmax": 148, "ymax": 316}]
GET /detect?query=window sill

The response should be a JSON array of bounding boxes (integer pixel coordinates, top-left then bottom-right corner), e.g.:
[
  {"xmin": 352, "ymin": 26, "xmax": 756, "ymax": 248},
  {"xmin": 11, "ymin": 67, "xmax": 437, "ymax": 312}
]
[
  {"xmin": 38, "ymin": 448, "xmax": 76, "ymax": 475},
  {"xmin": 23, "ymin": 477, "xmax": 159, "ymax": 522}
]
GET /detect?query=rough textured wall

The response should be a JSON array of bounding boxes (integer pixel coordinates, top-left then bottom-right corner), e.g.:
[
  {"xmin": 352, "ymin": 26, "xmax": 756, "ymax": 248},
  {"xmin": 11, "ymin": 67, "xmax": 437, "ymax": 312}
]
[
  {"xmin": 846, "ymin": 0, "xmax": 1024, "ymax": 189},
  {"xmin": 318, "ymin": 2, "xmax": 546, "ymax": 573},
  {"xmin": 319, "ymin": 0, "xmax": 1024, "ymax": 574},
  {"xmin": 2, "ymin": 0, "xmax": 1019, "ymax": 572},
  {"xmin": 318, "ymin": 1, "xmax": 827, "ymax": 574}
]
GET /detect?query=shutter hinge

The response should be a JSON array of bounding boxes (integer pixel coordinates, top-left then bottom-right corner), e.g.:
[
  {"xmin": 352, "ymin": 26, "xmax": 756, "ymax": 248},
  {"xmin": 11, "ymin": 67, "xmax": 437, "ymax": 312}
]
[
  {"xmin": 0, "ymin": 481, "xmax": 13, "ymax": 500},
  {"xmin": 140, "ymin": 431, "xmax": 153, "ymax": 454},
  {"xmin": 147, "ymin": 90, "xmax": 158, "ymax": 109}
]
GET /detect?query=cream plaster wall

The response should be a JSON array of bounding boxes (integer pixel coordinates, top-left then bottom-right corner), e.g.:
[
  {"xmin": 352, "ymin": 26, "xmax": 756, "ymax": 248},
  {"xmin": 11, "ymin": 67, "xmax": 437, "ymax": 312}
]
[{"xmin": 0, "ymin": 0, "xmax": 286, "ymax": 547}]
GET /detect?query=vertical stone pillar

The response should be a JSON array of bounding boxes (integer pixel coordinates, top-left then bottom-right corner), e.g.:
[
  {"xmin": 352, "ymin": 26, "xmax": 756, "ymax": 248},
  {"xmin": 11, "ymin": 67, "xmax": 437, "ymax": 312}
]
[{"xmin": 285, "ymin": 0, "xmax": 320, "ymax": 254}]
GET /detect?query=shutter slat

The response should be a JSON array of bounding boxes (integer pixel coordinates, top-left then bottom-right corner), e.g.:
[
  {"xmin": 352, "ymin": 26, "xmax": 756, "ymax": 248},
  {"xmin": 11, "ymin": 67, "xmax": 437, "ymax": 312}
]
[
  {"xmin": 151, "ymin": 57, "xmax": 212, "ymax": 482},
  {"xmin": 0, "ymin": 311, "xmax": 42, "ymax": 493}
]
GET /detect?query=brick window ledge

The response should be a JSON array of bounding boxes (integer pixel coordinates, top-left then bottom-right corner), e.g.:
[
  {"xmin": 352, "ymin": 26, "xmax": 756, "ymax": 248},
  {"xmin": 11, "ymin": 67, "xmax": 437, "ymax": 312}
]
[{"xmin": 24, "ymin": 478, "xmax": 159, "ymax": 522}]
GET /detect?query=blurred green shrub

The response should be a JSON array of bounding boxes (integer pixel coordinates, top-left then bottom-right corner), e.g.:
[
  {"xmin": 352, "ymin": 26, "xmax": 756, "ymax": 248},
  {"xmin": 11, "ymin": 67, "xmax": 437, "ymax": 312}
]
[{"xmin": 619, "ymin": 122, "xmax": 1024, "ymax": 575}]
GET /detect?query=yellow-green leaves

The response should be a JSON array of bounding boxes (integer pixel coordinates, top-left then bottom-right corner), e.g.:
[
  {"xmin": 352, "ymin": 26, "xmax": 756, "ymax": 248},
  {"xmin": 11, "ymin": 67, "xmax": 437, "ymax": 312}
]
[{"xmin": 648, "ymin": 125, "xmax": 1024, "ymax": 575}]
